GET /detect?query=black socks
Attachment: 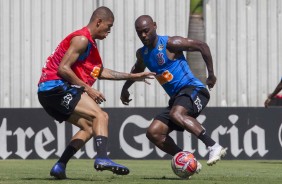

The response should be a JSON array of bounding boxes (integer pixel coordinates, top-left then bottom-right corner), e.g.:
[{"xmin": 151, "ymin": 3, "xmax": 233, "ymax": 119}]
[
  {"xmin": 57, "ymin": 135, "xmax": 108, "ymax": 165},
  {"xmin": 198, "ymin": 130, "xmax": 216, "ymax": 147},
  {"xmin": 95, "ymin": 136, "xmax": 108, "ymax": 158},
  {"xmin": 58, "ymin": 145, "xmax": 77, "ymax": 165}
]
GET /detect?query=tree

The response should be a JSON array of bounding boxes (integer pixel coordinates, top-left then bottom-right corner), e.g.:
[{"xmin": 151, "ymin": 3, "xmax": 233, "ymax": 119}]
[{"xmin": 187, "ymin": 0, "xmax": 206, "ymax": 84}]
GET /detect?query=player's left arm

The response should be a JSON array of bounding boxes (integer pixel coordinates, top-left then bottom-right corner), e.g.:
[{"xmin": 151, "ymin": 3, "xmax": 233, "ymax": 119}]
[
  {"xmin": 167, "ymin": 36, "xmax": 216, "ymax": 89},
  {"xmin": 99, "ymin": 67, "xmax": 155, "ymax": 82}
]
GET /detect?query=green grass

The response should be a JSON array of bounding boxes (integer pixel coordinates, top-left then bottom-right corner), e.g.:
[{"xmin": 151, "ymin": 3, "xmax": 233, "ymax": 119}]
[{"xmin": 0, "ymin": 160, "xmax": 282, "ymax": 184}]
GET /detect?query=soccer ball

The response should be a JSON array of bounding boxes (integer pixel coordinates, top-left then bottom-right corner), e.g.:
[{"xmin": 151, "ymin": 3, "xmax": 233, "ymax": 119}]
[{"xmin": 171, "ymin": 151, "xmax": 198, "ymax": 179}]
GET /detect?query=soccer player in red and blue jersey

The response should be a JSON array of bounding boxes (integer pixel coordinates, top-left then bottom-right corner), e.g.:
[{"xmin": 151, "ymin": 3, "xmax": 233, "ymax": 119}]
[
  {"xmin": 38, "ymin": 7, "xmax": 155, "ymax": 179},
  {"xmin": 120, "ymin": 15, "xmax": 227, "ymax": 174}
]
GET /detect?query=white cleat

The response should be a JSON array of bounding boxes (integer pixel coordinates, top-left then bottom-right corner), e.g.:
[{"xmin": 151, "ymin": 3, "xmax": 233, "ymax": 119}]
[
  {"xmin": 207, "ymin": 143, "xmax": 227, "ymax": 166},
  {"xmin": 195, "ymin": 161, "xmax": 202, "ymax": 174}
]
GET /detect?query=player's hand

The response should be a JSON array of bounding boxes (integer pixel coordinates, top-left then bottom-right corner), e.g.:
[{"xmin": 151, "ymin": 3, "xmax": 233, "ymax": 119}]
[
  {"xmin": 206, "ymin": 74, "xmax": 217, "ymax": 90},
  {"xmin": 264, "ymin": 97, "xmax": 272, "ymax": 108},
  {"xmin": 120, "ymin": 89, "xmax": 132, "ymax": 105},
  {"xmin": 85, "ymin": 87, "xmax": 106, "ymax": 104},
  {"xmin": 132, "ymin": 72, "xmax": 156, "ymax": 85}
]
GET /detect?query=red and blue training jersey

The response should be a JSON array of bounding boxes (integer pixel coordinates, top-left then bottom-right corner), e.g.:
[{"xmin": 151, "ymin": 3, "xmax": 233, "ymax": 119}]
[{"xmin": 38, "ymin": 27, "xmax": 103, "ymax": 87}]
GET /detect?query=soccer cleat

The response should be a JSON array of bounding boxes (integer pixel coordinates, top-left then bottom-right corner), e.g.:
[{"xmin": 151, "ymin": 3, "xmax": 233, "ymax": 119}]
[
  {"xmin": 207, "ymin": 143, "xmax": 227, "ymax": 166},
  {"xmin": 195, "ymin": 161, "xmax": 202, "ymax": 174},
  {"xmin": 50, "ymin": 162, "xmax": 67, "ymax": 179},
  {"xmin": 94, "ymin": 158, "xmax": 130, "ymax": 175}
]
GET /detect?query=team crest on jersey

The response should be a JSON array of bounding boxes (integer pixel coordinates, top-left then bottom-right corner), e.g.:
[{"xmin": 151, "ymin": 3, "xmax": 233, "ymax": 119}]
[
  {"xmin": 157, "ymin": 52, "xmax": 165, "ymax": 65},
  {"xmin": 158, "ymin": 44, "xmax": 164, "ymax": 51}
]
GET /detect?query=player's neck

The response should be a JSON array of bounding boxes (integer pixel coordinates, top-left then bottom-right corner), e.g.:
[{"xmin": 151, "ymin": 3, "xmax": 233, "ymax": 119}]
[{"xmin": 147, "ymin": 36, "xmax": 158, "ymax": 49}]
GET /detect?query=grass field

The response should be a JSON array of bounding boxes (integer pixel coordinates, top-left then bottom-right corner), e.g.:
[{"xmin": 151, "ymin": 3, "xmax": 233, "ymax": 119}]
[{"xmin": 0, "ymin": 159, "xmax": 282, "ymax": 184}]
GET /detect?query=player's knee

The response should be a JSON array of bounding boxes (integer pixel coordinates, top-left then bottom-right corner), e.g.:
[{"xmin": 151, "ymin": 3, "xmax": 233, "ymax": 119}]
[
  {"xmin": 101, "ymin": 111, "xmax": 109, "ymax": 121},
  {"xmin": 146, "ymin": 128, "xmax": 161, "ymax": 143},
  {"xmin": 146, "ymin": 128, "xmax": 154, "ymax": 141},
  {"xmin": 95, "ymin": 111, "xmax": 109, "ymax": 125}
]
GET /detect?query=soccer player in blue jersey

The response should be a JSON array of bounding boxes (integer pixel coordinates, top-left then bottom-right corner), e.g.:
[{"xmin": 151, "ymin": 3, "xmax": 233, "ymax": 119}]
[
  {"xmin": 264, "ymin": 77, "xmax": 282, "ymax": 107},
  {"xmin": 120, "ymin": 15, "xmax": 227, "ymax": 169}
]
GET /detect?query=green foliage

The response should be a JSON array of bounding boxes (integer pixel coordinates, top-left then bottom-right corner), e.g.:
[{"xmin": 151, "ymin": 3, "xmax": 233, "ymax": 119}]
[
  {"xmin": 0, "ymin": 159, "xmax": 282, "ymax": 184},
  {"xmin": 190, "ymin": 0, "xmax": 203, "ymax": 14}
]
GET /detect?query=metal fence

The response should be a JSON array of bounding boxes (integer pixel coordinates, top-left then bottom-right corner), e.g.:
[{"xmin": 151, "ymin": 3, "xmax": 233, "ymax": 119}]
[
  {"xmin": 204, "ymin": 0, "xmax": 282, "ymax": 106},
  {"xmin": 0, "ymin": 0, "xmax": 281, "ymax": 107},
  {"xmin": 0, "ymin": 0, "xmax": 189, "ymax": 108}
]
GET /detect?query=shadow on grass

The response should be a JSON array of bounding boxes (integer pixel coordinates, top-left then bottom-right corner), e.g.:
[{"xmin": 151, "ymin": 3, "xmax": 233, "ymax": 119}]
[
  {"xmin": 22, "ymin": 176, "xmax": 186, "ymax": 182},
  {"xmin": 258, "ymin": 161, "xmax": 282, "ymax": 165},
  {"xmin": 143, "ymin": 176, "xmax": 184, "ymax": 180},
  {"xmin": 21, "ymin": 177, "xmax": 103, "ymax": 182}
]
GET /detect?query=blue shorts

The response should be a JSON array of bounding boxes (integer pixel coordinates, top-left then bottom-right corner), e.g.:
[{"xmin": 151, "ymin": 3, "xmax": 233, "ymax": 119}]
[{"xmin": 155, "ymin": 86, "xmax": 210, "ymax": 131}]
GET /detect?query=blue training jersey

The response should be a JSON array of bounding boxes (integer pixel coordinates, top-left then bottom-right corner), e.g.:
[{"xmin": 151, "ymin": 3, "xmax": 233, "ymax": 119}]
[{"xmin": 141, "ymin": 35, "xmax": 205, "ymax": 97}]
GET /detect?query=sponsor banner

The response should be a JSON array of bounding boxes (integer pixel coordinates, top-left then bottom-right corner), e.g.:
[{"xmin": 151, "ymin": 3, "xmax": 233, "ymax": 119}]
[{"xmin": 0, "ymin": 108, "xmax": 281, "ymax": 160}]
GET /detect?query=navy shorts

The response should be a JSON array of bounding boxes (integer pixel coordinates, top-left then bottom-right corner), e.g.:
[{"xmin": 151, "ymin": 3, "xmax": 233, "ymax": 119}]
[
  {"xmin": 155, "ymin": 86, "xmax": 210, "ymax": 131},
  {"xmin": 38, "ymin": 82, "xmax": 84, "ymax": 122}
]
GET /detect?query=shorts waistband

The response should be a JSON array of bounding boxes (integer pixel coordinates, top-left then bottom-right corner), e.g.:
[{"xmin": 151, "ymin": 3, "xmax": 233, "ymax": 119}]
[{"xmin": 38, "ymin": 80, "xmax": 65, "ymax": 92}]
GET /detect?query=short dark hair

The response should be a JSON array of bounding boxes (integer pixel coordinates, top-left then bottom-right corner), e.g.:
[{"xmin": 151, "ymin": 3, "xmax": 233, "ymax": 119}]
[{"xmin": 90, "ymin": 6, "xmax": 114, "ymax": 22}]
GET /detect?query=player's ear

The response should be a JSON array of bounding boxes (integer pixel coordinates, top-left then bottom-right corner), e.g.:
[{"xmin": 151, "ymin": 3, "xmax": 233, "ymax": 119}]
[
  {"xmin": 153, "ymin": 22, "xmax": 157, "ymax": 30},
  {"xmin": 96, "ymin": 19, "xmax": 102, "ymax": 27}
]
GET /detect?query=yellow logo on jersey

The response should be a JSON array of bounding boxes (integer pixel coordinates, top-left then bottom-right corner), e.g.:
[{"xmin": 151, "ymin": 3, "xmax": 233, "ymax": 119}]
[
  {"xmin": 156, "ymin": 70, "xmax": 173, "ymax": 85},
  {"xmin": 90, "ymin": 67, "xmax": 101, "ymax": 79}
]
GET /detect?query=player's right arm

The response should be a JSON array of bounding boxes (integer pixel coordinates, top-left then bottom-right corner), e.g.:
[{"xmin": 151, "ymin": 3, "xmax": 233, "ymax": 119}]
[
  {"xmin": 120, "ymin": 49, "xmax": 147, "ymax": 105},
  {"xmin": 58, "ymin": 36, "xmax": 106, "ymax": 104},
  {"xmin": 167, "ymin": 36, "xmax": 216, "ymax": 90}
]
